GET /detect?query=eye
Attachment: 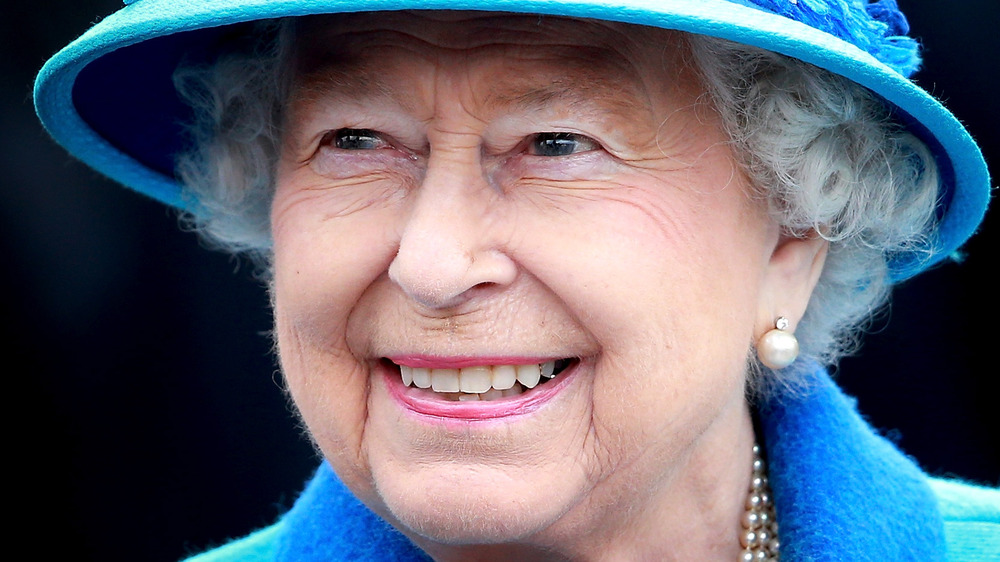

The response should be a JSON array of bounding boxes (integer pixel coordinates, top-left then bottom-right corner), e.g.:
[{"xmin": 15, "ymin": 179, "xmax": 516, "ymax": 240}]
[
  {"xmin": 322, "ymin": 128, "xmax": 392, "ymax": 150},
  {"xmin": 528, "ymin": 132, "xmax": 599, "ymax": 157}
]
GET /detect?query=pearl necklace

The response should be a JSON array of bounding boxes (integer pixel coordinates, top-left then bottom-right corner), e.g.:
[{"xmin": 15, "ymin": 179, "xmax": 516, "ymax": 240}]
[{"xmin": 740, "ymin": 443, "xmax": 780, "ymax": 561}]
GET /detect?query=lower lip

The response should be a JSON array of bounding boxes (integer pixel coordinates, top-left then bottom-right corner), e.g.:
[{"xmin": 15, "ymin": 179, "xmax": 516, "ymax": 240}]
[{"xmin": 380, "ymin": 362, "xmax": 578, "ymax": 421}]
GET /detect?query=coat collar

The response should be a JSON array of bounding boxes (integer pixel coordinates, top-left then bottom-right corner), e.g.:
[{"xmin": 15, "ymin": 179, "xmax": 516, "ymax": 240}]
[
  {"xmin": 759, "ymin": 364, "xmax": 946, "ymax": 561},
  {"xmin": 275, "ymin": 366, "xmax": 945, "ymax": 560}
]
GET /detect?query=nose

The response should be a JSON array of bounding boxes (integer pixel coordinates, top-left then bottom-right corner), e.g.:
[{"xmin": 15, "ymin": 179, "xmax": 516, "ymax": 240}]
[{"xmin": 388, "ymin": 159, "xmax": 518, "ymax": 310}]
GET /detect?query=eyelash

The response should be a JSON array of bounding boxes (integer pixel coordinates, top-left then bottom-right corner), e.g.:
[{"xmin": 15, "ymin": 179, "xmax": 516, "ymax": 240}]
[
  {"xmin": 320, "ymin": 128, "xmax": 392, "ymax": 151},
  {"xmin": 319, "ymin": 128, "xmax": 601, "ymax": 157},
  {"xmin": 526, "ymin": 132, "xmax": 600, "ymax": 157}
]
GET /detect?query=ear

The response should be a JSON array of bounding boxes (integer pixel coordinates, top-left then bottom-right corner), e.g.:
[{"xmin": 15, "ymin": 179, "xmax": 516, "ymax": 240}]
[{"xmin": 755, "ymin": 231, "xmax": 828, "ymax": 337}]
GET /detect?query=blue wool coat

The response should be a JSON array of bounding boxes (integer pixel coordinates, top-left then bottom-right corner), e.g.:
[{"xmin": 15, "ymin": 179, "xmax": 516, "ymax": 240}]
[{"xmin": 184, "ymin": 367, "xmax": 999, "ymax": 561}]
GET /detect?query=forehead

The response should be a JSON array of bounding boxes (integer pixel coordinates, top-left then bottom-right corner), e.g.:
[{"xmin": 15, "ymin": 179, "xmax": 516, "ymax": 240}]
[
  {"xmin": 293, "ymin": 11, "xmax": 672, "ymax": 54},
  {"xmin": 289, "ymin": 11, "xmax": 692, "ymax": 107}
]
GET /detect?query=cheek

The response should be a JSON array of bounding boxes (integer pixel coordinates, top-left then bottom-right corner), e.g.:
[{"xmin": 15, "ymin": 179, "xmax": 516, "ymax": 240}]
[
  {"xmin": 516, "ymin": 178, "xmax": 769, "ymax": 343},
  {"xmin": 275, "ymin": 314, "xmax": 373, "ymax": 489},
  {"xmin": 270, "ymin": 186, "xmax": 403, "ymax": 489},
  {"xmin": 270, "ymin": 182, "xmax": 403, "ymax": 344},
  {"xmin": 512, "ymin": 179, "xmax": 769, "ymax": 446}
]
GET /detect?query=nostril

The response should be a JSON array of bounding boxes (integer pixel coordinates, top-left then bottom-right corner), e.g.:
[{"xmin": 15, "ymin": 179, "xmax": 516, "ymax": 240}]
[
  {"xmin": 468, "ymin": 280, "xmax": 500, "ymax": 293},
  {"xmin": 388, "ymin": 245, "xmax": 518, "ymax": 309}
]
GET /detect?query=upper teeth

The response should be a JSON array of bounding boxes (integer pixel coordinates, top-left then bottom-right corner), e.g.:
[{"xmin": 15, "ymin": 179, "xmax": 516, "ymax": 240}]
[{"xmin": 400, "ymin": 361, "xmax": 558, "ymax": 393}]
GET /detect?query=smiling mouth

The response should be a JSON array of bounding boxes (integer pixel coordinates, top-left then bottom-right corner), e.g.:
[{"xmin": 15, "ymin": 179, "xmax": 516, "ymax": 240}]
[{"xmin": 389, "ymin": 359, "xmax": 575, "ymax": 401}]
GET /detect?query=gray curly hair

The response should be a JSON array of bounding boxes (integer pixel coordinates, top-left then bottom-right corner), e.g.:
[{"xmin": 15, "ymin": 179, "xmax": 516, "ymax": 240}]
[{"xmin": 172, "ymin": 17, "xmax": 939, "ymax": 396}]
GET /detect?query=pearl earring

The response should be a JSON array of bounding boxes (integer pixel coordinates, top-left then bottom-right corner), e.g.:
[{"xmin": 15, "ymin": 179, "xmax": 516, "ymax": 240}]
[{"xmin": 757, "ymin": 316, "xmax": 799, "ymax": 369}]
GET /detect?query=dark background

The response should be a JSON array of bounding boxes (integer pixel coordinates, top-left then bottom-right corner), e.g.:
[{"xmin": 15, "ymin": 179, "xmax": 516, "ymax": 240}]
[{"xmin": 4, "ymin": 1, "xmax": 997, "ymax": 560}]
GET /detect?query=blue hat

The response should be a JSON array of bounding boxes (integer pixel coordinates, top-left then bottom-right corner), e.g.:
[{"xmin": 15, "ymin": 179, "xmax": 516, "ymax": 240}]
[{"xmin": 33, "ymin": 0, "xmax": 990, "ymax": 281}]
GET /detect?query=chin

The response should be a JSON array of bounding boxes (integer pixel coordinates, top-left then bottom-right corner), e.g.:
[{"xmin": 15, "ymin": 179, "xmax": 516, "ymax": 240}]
[{"xmin": 371, "ymin": 466, "xmax": 579, "ymax": 545}]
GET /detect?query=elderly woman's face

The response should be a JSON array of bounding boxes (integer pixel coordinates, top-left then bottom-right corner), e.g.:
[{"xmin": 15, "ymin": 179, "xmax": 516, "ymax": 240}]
[{"xmin": 271, "ymin": 11, "xmax": 804, "ymax": 552}]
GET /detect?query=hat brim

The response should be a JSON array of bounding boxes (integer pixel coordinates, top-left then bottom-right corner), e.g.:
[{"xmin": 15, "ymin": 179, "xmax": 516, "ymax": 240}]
[{"xmin": 33, "ymin": 0, "xmax": 991, "ymax": 281}]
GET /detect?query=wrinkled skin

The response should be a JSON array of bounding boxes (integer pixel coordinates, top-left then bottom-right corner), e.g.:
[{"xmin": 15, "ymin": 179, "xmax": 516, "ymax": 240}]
[{"xmin": 270, "ymin": 11, "xmax": 827, "ymax": 561}]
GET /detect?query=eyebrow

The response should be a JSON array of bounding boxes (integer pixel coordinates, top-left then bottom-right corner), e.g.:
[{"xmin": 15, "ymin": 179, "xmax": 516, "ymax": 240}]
[
  {"xmin": 290, "ymin": 45, "xmax": 652, "ymax": 129},
  {"xmin": 292, "ymin": 64, "xmax": 405, "ymax": 110},
  {"xmin": 292, "ymin": 71, "xmax": 648, "ymax": 133},
  {"xmin": 482, "ymin": 75, "xmax": 645, "ymax": 119}
]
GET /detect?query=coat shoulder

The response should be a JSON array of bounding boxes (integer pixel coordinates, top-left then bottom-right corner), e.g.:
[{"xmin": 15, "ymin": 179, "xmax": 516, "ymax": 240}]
[
  {"xmin": 180, "ymin": 521, "xmax": 284, "ymax": 562},
  {"xmin": 930, "ymin": 478, "xmax": 1000, "ymax": 562}
]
